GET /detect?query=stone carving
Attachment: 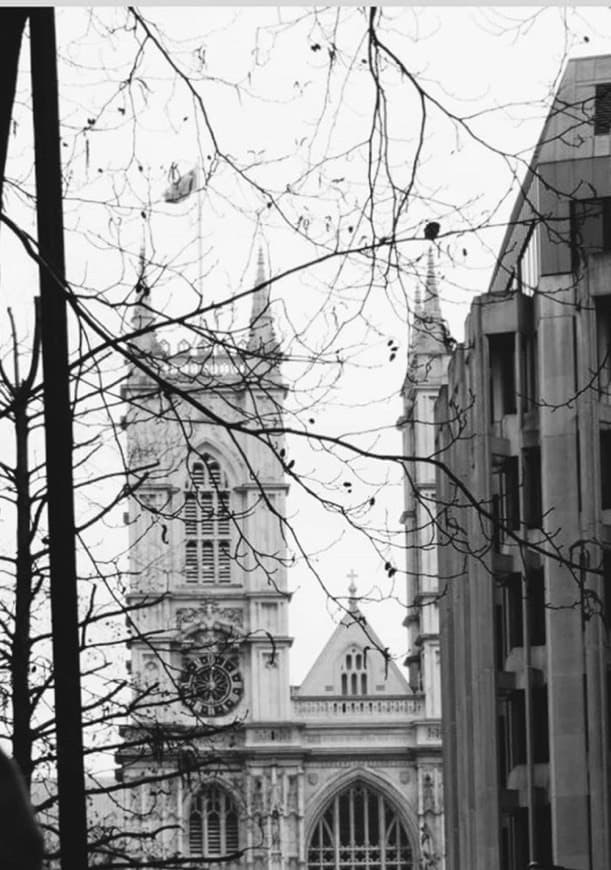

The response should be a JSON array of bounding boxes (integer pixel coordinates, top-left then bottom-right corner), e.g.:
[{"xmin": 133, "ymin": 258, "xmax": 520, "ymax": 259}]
[
  {"xmin": 287, "ymin": 776, "xmax": 299, "ymax": 812},
  {"xmin": 250, "ymin": 727, "xmax": 292, "ymax": 743},
  {"xmin": 225, "ymin": 771, "xmax": 245, "ymax": 800},
  {"xmin": 176, "ymin": 604, "xmax": 244, "ymax": 654},
  {"xmin": 310, "ymin": 758, "xmax": 407, "ymax": 770},
  {"xmin": 305, "ymin": 731, "xmax": 401, "ymax": 745},
  {"xmin": 263, "ymin": 652, "xmax": 278, "ymax": 670},
  {"xmin": 399, "ymin": 770, "xmax": 410, "ymax": 784},
  {"xmin": 209, "ymin": 729, "xmax": 245, "ymax": 749},
  {"xmin": 294, "ymin": 697, "xmax": 423, "ymax": 717},
  {"xmin": 422, "ymin": 772, "xmax": 435, "ymax": 813},
  {"xmin": 141, "ymin": 655, "xmax": 160, "ymax": 688},
  {"xmin": 270, "ymin": 771, "xmax": 281, "ymax": 809},
  {"xmin": 176, "ymin": 602, "xmax": 244, "ymax": 632},
  {"xmin": 252, "ymin": 777, "xmax": 264, "ymax": 814},
  {"xmin": 271, "ymin": 809, "xmax": 281, "ymax": 847},
  {"xmin": 176, "ymin": 607, "xmax": 199, "ymax": 628},
  {"xmin": 419, "ymin": 822, "xmax": 439, "ymax": 869},
  {"xmin": 307, "ymin": 773, "xmax": 318, "ymax": 786},
  {"xmin": 128, "ymin": 443, "xmax": 158, "ymax": 465}
]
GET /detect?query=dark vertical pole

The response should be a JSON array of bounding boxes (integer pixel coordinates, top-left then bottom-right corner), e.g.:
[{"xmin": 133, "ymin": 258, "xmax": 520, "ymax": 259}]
[
  {"xmin": 0, "ymin": 8, "xmax": 28, "ymax": 206},
  {"xmin": 13, "ymin": 336, "xmax": 34, "ymax": 788},
  {"xmin": 29, "ymin": 10, "xmax": 88, "ymax": 870}
]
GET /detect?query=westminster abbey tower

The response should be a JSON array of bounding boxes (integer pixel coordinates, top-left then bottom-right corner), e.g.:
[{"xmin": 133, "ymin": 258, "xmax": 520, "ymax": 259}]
[{"xmin": 118, "ymin": 248, "xmax": 444, "ymax": 870}]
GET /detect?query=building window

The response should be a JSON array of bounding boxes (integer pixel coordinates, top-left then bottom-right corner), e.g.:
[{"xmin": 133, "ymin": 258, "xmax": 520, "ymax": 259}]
[
  {"xmin": 596, "ymin": 295, "xmax": 611, "ymax": 400},
  {"xmin": 520, "ymin": 333, "xmax": 537, "ymax": 414},
  {"xmin": 489, "ymin": 333, "xmax": 517, "ymax": 422},
  {"xmin": 532, "ymin": 686, "xmax": 549, "ymax": 764},
  {"xmin": 307, "ymin": 782, "xmax": 413, "ymax": 870},
  {"xmin": 603, "ymin": 550, "xmax": 611, "ymax": 632},
  {"xmin": 496, "ymin": 569, "xmax": 545, "ymax": 665},
  {"xmin": 184, "ymin": 457, "xmax": 231, "ymax": 583},
  {"xmin": 499, "ymin": 573, "xmax": 524, "ymax": 660},
  {"xmin": 340, "ymin": 648, "xmax": 368, "ymax": 695},
  {"xmin": 505, "ymin": 690, "xmax": 526, "ymax": 770},
  {"xmin": 571, "ymin": 197, "xmax": 611, "ymax": 269},
  {"xmin": 188, "ymin": 786, "xmax": 239, "ymax": 857},
  {"xmin": 518, "ymin": 226, "xmax": 540, "ymax": 297},
  {"xmin": 500, "ymin": 809, "xmax": 529, "ymax": 870},
  {"xmin": 601, "ymin": 430, "xmax": 611, "ymax": 509},
  {"xmin": 492, "ymin": 456, "xmax": 520, "ymax": 549},
  {"xmin": 595, "ymin": 83, "xmax": 611, "ymax": 134},
  {"xmin": 527, "ymin": 568, "xmax": 546, "ymax": 647},
  {"xmin": 523, "ymin": 447, "xmax": 542, "ymax": 529}
]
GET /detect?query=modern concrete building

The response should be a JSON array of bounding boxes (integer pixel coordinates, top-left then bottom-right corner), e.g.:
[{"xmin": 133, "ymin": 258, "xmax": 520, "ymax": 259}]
[
  {"xmin": 436, "ymin": 56, "xmax": 611, "ymax": 870},
  {"xmin": 115, "ymin": 249, "xmax": 443, "ymax": 869}
]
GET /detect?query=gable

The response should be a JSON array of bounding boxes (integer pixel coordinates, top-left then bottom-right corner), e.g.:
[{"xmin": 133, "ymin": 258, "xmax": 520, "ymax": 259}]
[{"xmin": 296, "ymin": 611, "xmax": 410, "ymax": 697}]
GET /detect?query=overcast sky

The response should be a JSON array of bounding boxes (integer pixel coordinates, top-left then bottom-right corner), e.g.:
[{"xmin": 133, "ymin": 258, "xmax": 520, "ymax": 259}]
[{"xmin": 3, "ymin": 7, "xmax": 611, "ymax": 688}]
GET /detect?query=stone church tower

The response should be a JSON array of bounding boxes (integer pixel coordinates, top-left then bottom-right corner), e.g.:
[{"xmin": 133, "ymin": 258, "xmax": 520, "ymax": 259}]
[
  {"xmin": 117, "ymin": 248, "xmax": 444, "ymax": 869},
  {"xmin": 398, "ymin": 245, "xmax": 453, "ymax": 867}
]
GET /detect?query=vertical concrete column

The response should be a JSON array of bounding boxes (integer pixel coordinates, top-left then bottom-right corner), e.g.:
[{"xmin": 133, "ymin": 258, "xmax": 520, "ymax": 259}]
[{"xmin": 538, "ymin": 276, "xmax": 590, "ymax": 870}]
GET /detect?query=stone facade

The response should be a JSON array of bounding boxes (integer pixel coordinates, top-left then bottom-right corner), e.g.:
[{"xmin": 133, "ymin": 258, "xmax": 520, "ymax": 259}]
[
  {"xmin": 399, "ymin": 247, "xmax": 452, "ymax": 716},
  {"xmin": 398, "ymin": 245, "xmax": 452, "ymax": 867},
  {"xmin": 116, "ymin": 249, "xmax": 444, "ymax": 869}
]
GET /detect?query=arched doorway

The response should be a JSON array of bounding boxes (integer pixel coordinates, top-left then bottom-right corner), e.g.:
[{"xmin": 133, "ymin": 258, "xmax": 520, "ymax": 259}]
[{"xmin": 307, "ymin": 781, "xmax": 414, "ymax": 870}]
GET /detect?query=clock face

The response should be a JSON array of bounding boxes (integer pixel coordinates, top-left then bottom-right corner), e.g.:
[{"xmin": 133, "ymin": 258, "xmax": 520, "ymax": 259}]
[{"xmin": 182, "ymin": 652, "xmax": 243, "ymax": 717}]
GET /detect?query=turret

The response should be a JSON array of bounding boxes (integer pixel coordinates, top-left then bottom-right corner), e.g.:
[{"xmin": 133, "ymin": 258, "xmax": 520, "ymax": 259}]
[
  {"xmin": 247, "ymin": 244, "xmax": 280, "ymax": 358},
  {"xmin": 400, "ymin": 244, "xmax": 452, "ymax": 714}
]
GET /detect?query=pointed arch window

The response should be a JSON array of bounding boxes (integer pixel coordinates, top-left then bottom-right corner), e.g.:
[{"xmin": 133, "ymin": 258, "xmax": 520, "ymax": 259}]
[
  {"xmin": 340, "ymin": 647, "xmax": 368, "ymax": 696},
  {"xmin": 184, "ymin": 457, "xmax": 231, "ymax": 583},
  {"xmin": 307, "ymin": 782, "xmax": 413, "ymax": 870},
  {"xmin": 188, "ymin": 785, "xmax": 239, "ymax": 857}
]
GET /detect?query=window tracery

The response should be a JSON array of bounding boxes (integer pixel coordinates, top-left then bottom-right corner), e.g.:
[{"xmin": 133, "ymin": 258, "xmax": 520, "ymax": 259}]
[
  {"xmin": 188, "ymin": 785, "xmax": 239, "ymax": 857},
  {"xmin": 340, "ymin": 647, "xmax": 368, "ymax": 695},
  {"xmin": 184, "ymin": 457, "xmax": 231, "ymax": 583},
  {"xmin": 307, "ymin": 782, "xmax": 413, "ymax": 870}
]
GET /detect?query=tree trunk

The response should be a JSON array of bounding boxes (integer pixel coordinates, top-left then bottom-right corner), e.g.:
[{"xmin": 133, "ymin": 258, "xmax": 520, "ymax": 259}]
[{"xmin": 11, "ymin": 390, "xmax": 33, "ymax": 789}]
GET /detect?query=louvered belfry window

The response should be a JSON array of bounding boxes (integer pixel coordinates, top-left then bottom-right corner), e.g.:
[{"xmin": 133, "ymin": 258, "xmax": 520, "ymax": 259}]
[
  {"xmin": 184, "ymin": 457, "xmax": 231, "ymax": 583},
  {"xmin": 307, "ymin": 783, "xmax": 413, "ymax": 870},
  {"xmin": 188, "ymin": 786, "xmax": 239, "ymax": 857}
]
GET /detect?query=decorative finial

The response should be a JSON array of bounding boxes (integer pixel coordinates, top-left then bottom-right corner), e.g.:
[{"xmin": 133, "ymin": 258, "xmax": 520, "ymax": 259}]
[
  {"xmin": 347, "ymin": 569, "xmax": 358, "ymax": 612},
  {"xmin": 129, "ymin": 240, "xmax": 157, "ymax": 356}
]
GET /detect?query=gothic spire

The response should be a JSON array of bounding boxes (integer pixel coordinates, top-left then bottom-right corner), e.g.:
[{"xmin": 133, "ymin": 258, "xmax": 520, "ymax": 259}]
[
  {"xmin": 423, "ymin": 244, "xmax": 443, "ymax": 322},
  {"xmin": 131, "ymin": 241, "xmax": 156, "ymax": 346},
  {"xmin": 248, "ymin": 242, "xmax": 279, "ymax": 356},
  {"xmin": 410, "ymin": 244, "xmax": 451, "ymax": 356}
]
